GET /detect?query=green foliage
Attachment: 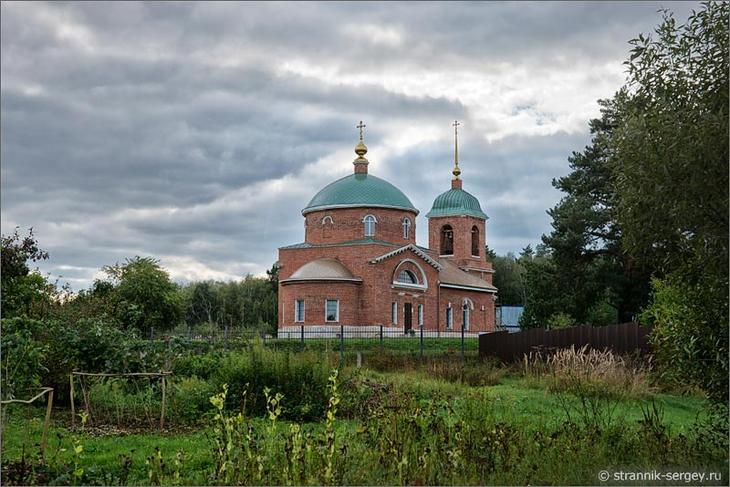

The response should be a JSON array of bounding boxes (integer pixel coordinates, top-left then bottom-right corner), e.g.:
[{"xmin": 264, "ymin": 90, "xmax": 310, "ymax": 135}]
[
  {"xmin": 547, "ymin": 312, "xmax": 575, "ymax": 330},
  {"xmin": 103, "ymin": 256, "xmax": 184, "ymax": 333},
  {"xmin": 615, "ymin": 2, "xmax": 729, "ymax": 402},
  {"xmin": 491, "ymin": 252, "xmax": 526, "ymax": 306},
  {"xmin": 0, "ymin": 228, "xmax": 57, "ymax": 319},
  {"xmin": 212, "ymin": 345, "xmax": 333, "ymax": 421},
  {"xmin": 642, "ymin": 277, "xmax": 728, "ymax": 402},
  {"xmin": 181, "ymin": 274, "xmax": 278, "ymax": 334},
  {"xmin": 0, "ymin": 318, "xmax": 48, "ymax": 400}
]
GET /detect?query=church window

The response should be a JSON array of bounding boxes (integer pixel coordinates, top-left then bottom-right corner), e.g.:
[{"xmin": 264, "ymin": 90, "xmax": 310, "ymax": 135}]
[
  {"xmin": 446, "ymin": 307, "xmax": 453, "ymax": 329},
  {"xmin": 396, "ymin": 269, "xmax": 417, "ymax": 284},
  {"xmin": 363, "ymin": 214, "xmax": 377, "ymax": 237},
  {"xmin": 463, "ymin": 303, "xmax": 470, "ymax": 330},
  {"xmin": 325, "ymin": 299, "xmax": 339, "ymax": 322},
  {"xmin": 295, "ymin": 299, "xmax": 305, "ymax": 322},
  {"xmin": 440, "ymin": 225, "xmax": 454, "ymax": 255},
  {"xmin": 471, "ymin": 226, "xmax": 480, "ymax": 256},
  {"xmin": 402, "ymin": 218, "xmax": 411, "ymax": 239},
  {"xmin": 322, "ymin": 216, "xmax": 334, "ymax": 225},
  {"xmin": 391, "ymin": 302, "xmax": 398, "ymax": 324},
  {"xmin": 418, "ymin": 304, "xmax": 424, "ymax": 326}
]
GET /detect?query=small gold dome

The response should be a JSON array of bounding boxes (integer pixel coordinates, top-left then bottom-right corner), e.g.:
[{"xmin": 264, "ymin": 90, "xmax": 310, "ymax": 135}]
[{"xmin": 355, "ymin": 140, "xmax": 368, "ymax": 161}]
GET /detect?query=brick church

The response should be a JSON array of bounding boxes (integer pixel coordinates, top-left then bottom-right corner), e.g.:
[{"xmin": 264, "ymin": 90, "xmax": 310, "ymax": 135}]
[{"xmin": 277, "ymin": 122, "xmax": 497, "ymax": 336}]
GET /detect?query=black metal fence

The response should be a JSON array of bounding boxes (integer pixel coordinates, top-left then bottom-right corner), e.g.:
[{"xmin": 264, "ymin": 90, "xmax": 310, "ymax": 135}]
[
  {"xmin": 478, "ymin": 322, "xmax": 652, "ymax": 362},
  {"xmin": 149, "ymin": 325, "xmax": 486, "ymax": 360}
]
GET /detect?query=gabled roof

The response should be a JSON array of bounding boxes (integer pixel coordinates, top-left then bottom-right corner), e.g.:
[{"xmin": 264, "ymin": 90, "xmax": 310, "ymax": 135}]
[
  {"xmin": 438, "ymin": 259, "xmax": 497, "ymax": 292},
  {"xmin": 369, "ymin": 244, "xmax": 442, "ymax": 270}
]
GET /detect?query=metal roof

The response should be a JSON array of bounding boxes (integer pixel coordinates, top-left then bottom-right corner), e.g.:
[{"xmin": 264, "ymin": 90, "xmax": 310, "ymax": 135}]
[
  {"xmin": 425, "ymin": 188, "xmax": 488, "ymax": 219},
  {"xmin": 302, "ymin": 173, "xmax": 418, "ymax": 215}
]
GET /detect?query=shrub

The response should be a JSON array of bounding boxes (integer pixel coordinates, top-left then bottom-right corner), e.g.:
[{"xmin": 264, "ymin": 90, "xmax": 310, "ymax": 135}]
[
  {"xmin": 212, "ymin": 344, "xmax": 333, "ymax": 421},
  {"xmin": 170, "ymin": 376, "xmax": 215, "ymax": 424}
]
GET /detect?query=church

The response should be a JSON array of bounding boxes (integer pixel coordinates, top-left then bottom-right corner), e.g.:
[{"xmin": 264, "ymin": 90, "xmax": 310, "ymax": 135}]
[{"xmin": 277, "ymin": 122, "xmax": 497, "ymax": 336}]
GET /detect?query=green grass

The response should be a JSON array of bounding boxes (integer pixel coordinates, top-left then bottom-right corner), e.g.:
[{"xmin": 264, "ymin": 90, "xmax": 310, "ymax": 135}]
[{"xmin": 1, "ymin": 364, "xmax": 723, "ymax": 485}]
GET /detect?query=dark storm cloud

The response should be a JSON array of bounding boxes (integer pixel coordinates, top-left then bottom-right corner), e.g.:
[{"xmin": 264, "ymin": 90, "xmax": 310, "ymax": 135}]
[{"xmin": 1, "ymin": 1, "xmax": 701, "ymax": 288}]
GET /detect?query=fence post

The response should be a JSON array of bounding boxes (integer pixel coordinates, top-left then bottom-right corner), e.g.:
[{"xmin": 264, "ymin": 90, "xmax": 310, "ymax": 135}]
[
  {"xmin": 419, "ymin": 325, "xmax": 424, "ymax": 359},
  {"xmin": 461, "ymin": 325, "xmax": 465, "ymax": 360},
  {"xmin": 300, "ymin": 325, "xmax": 305, "ymax": 350},
  {"xmin": 379, "ymin": 325, "xmax": 384, "ymax": 350},
  {"xmin": 340, "ymin": 325, "xmax": 344, "ymax": 367}
]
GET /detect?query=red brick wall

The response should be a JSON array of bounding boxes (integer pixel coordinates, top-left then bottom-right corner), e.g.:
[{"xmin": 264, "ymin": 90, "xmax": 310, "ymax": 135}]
[
  {"xmin": 279, "ymin": 281, "xmax": 361, "ymax": 326},
  {"xmin": 304, "ymin": 208, "xmax": 417, "ymax": 245},
  {"xmin": 438, "ymin": 287, "xmax": 496, "ymax": 332},
  {"xmin": 278, "ymin": 214, "xmax": 496, "ymax": 331},
  {"xmin": 428, "ymin": 215, "xmax": 494, "ymax": 284}
]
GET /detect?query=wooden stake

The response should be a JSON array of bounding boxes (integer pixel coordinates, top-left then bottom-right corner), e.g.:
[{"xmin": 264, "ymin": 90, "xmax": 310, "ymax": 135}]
[
  {"xmin": 159, "ymin": 375, "xmax": 166, "ymax": 430},
  {"xmin": 41, "ymin": 389, "xmax": 54, "ymax": 458},
  {"xmin": 70, "ymin": 374, "xmax": 76, "ymax": 429}
]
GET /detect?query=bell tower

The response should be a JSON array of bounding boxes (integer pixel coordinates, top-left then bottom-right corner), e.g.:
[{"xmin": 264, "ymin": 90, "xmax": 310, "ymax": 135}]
[{"xmin": 426, "ymin": 121, "xmax": 493, "ymax": 281}]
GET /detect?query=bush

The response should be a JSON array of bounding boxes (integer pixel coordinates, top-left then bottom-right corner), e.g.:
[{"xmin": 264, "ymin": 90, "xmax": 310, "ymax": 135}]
[
  {"xmin": 212, "ymin": 344, "xmax": 333, "ymax": 421},
  {"xmin": 170, "ymin": 376, "xmax": 215, "ymax": 424}
]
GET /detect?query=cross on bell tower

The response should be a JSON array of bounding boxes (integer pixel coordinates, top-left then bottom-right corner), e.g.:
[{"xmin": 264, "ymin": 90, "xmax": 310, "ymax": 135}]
[
  {"xmin": 353, "ymin": 120, "xmax": 369, "ymax": 174},
  {"xmin": 451, "ymin": 120, "xmax": 462, "ymax": 189}
]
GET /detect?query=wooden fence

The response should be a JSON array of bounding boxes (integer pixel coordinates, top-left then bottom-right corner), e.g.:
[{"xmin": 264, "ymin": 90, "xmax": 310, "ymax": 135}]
[{"xmin": 478, "ymin": 322, "xmax": 652, "ymax": 362}]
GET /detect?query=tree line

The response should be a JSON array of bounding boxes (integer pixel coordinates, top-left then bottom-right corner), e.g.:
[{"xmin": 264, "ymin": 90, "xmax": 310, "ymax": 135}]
[{"xmin": 1, "ymin": 228, "xmax": 280, "ymax": 335}]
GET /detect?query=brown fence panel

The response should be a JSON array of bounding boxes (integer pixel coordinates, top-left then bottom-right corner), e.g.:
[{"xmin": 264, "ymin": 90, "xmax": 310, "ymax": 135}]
[{"xmin": 479, "ymin": 322, "xmax": 652, "ymax": 362}]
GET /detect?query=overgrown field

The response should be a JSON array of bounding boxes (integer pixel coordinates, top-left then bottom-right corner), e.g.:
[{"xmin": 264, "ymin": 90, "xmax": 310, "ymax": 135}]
[{"xmin": 2, "ymin": 344, "xmax": 728, "ymax": 486}]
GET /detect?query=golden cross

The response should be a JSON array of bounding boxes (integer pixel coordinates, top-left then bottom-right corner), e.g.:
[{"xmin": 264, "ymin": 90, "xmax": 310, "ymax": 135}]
[
  {"xmin": 453, "ymin": 120, "xmax": 460, "ymax": 166},
  {"xmin": 357, "ymin": 120, "xmax": 366, "ymax": 140}
]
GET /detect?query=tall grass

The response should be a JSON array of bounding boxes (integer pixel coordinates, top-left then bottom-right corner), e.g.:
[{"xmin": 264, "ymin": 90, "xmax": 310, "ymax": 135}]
[{"xmin": 522, "ymin": 345, "xmax": 655, "ymax": 399}]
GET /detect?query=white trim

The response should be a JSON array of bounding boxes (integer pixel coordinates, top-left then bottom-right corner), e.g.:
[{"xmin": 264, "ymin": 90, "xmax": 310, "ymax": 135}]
[
  {"xmin": 462, "ymin": 306, "xmax": 470, "ymax": 331},
  {"xmin": 294, "ymin": 299, "xmax": 305, "ymax": 322},
  {"xmin": 418, "ymin": 304, "xmax": 424, "ymax": 326},
  {"xmin": 302, "ymin": 203, "xmax": 419, "ymax": 216},
  {"xmin": 325, "ymin": 299, "xmax": 339, "ymax": 322},
  {"xmin": 440, "ymin": 283, "xmax": 497, "ymax": 293},
  {"xmin": 391, "ymin": 282, "xmax": 427, "ymax": 291},
  {"xmin": 392, "ymin": 258, "xmax": 429, "ymax": 288},
  {"xmin": 446, "ymin": 307, "xmax": 453, "ymax": 329},
  {"xmin": 402, "ymin": 217, "xmax": 411, "ymax": 239},
  {"xmin": 322, "ymin": 216, "xmax": 334, "ymax": 225},
  {"xmin": 391, "ymin": 302, "xmax": 398, "ymax": 325},
  {"xmin": 370, "ymin": 244, "xmax": 442, "ymax": 270},
  {"xmin": 462, "ymin": 297, "xmax": 475, "ymax": 310},
  {"xmin": 281, "ymin": 277, "xmax": 363, "ymax": 284},
  {"xmin": 463, "ymin": 266, "xmax": 495, "ymax": 274},
  {"xmin": 363, "ymin": 214, "xmax": 377, "ymax": 237}
]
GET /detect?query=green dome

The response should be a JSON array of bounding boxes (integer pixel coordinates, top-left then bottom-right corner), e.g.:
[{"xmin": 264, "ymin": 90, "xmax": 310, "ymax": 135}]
[
  {"xmin": 303, "ymin": 173, "xmax": 418, "ymax": 215},
  {"xmin": 425, "ymin": 188, "xmax": 488, "ymax": 219}
]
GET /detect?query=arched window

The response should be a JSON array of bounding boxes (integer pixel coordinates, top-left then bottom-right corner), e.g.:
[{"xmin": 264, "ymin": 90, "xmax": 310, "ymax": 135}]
[
  {"xmin": 363, "ymin": 214, "xmax": 377, "ymax": 237},
  {"xmin": 471, "ymin": 226, "xmax": 480, "ymax": 256},
  {"xmin": 440, "ymin": 225, "xmax": 454, "ymax": 255},
  {"xmin": 322, "ymin": 216, "xmax": 334, "ymax": 225},
  {"xmin": 462, "ymin": 298, "xmax": 474, "ymax": 331},
  {"xmin": 396, "ymin": 269, "xmax": 417, "ymax": 284},
  {"xmin": 402, "ymin": 218, "xmax": 411, "ymax": 239}
]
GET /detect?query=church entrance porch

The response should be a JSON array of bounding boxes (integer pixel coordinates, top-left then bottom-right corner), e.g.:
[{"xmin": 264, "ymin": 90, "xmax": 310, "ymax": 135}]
[{"xmin": 404, "ymin": 303, "xmax": 413, "ymax": 333}]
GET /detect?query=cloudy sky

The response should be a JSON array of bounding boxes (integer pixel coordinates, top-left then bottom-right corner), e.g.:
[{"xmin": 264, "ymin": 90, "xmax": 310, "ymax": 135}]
[{"xmin": 1, "ymin": 1, "xmax": 699, "ymax": 289}]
